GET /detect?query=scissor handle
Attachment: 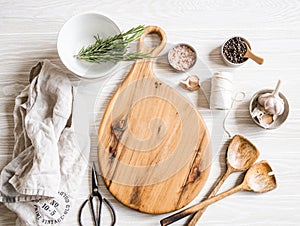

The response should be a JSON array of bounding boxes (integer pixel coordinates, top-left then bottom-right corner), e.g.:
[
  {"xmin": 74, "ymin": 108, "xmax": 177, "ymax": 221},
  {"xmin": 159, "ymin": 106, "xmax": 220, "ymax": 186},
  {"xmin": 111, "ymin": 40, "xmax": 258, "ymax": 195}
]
[
  {"xmin": 78, "ymin": 195, "xmax": 116, "ymax": 226},
  {"xmin": 78, "ymin": 199, "xmax": 88, "ymax": 226},
  {"xmin": 90, "ymin": 195, "xmax": 102, "ymax": 226},
  {"xmin": 103, "ymin": 198, "xmax": 116, "ymax": 226}
]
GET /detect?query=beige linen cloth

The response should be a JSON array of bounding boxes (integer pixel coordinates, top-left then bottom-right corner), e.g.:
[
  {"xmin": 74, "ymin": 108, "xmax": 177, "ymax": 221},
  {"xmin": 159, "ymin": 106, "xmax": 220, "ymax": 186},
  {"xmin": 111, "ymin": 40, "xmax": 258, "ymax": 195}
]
[{"xmin": 0, "ymin": 60, "xmax": 88, "ymax": 225}]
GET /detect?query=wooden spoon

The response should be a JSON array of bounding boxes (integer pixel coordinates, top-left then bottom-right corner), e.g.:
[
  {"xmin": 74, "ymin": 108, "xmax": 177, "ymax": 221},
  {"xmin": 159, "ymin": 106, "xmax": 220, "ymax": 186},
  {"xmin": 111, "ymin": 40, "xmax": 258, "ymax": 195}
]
[
  {"xmin": 187, "ymin": 135, "xmax": 260, "ymax": 226},
  {"xmin": 243, "ymin": 42, "xmax": 264, "ymax": 65},
  {"xmin": 160, "ymin": 160, "xmax": 277, "ymax": 226}
]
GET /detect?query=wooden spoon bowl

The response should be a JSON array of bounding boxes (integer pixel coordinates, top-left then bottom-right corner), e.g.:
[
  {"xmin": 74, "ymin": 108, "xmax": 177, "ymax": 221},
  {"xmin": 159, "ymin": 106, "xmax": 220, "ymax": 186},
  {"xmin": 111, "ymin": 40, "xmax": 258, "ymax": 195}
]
[
  {"xmin": 244, "ymin": 160, "xmax": 277, "ymax": 193},
  {"xmin": 227, "ymin": 135, "xmax": 260, "ymax": 171}
]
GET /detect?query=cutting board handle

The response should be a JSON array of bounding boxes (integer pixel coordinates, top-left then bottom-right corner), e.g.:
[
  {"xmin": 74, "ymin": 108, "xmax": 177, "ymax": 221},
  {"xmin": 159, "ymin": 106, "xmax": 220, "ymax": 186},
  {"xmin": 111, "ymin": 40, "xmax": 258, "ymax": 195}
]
[
  {"xmin": 138, "ymin": 25, "xmax": 167, "ymax": 58},
  {"xmin": 125, "ymin": 25, "xmax": 167, "ymax": 81}
]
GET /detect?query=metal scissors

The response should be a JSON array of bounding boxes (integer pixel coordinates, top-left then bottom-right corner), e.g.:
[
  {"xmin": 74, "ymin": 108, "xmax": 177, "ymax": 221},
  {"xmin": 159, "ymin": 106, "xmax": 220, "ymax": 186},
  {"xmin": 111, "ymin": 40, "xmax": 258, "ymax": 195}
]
[{"xmin": 78, "ymin": 163, "xmax": 116, "ymax": 226}]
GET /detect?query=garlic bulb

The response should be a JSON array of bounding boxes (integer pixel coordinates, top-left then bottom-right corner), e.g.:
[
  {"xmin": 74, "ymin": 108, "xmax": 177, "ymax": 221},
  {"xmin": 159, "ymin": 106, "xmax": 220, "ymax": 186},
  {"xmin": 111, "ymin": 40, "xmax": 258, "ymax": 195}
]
[
  {"xmin": 258, "ymin": 80, "xmax": 284, "ymax": 116},
  {"xmin": 180, "ymin": 75, "xmax": 200, "ymax": 91},
  {"xmin": 258, "ymin": 94, "xmax": 284, "ymax": 115}
]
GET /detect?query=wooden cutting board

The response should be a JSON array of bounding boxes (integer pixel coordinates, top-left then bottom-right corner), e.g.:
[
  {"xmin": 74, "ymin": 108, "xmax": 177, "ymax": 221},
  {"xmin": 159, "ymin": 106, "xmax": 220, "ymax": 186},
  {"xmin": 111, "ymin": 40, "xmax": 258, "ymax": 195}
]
[{"xmin": 97, "ymin": 26, "xmax": 211, "ymax": 214}]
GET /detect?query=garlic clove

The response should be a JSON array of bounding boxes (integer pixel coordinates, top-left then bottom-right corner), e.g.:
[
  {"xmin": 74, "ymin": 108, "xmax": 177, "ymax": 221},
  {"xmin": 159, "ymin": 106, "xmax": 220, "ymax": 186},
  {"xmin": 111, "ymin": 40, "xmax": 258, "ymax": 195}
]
[
  {"xmin": 251, "ymin": 107, "xmax": 264, "ymax": 118},
  {"xmin": 261, "ymin": 114, "xmax": 274, "ymax": 125},
  {"xmin": 251, "ymin": 107, "xmax": 275, "ymax": 128},
  {"xmin": 180, "ymin": 75, "xmax": 200, "ymax": 91},
  {"xmin": 258, "ymin": 114, "xmax": 274, "ymax": 129},
  {"xmin": 257, "ymin": 92, "xmax": 270, "ymax": 106}
]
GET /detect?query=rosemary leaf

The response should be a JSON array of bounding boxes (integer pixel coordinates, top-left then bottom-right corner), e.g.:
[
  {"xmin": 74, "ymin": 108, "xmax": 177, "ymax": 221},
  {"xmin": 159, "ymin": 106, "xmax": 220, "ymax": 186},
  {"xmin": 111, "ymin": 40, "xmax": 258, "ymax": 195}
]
[{"xmin": 75, "ymin": 25, "xmax": 150, "ymax": 63}]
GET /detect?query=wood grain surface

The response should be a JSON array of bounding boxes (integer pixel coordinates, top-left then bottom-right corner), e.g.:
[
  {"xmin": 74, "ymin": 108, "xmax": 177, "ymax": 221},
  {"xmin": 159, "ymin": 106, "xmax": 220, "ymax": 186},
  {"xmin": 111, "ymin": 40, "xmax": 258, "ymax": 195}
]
[
  {"xmin": 97, "ymin": 26, "xmax": 211, "ymax": 214},
  {"xmin": 1, "ymin": 0, "xmax": 300, "ymax": 225}
]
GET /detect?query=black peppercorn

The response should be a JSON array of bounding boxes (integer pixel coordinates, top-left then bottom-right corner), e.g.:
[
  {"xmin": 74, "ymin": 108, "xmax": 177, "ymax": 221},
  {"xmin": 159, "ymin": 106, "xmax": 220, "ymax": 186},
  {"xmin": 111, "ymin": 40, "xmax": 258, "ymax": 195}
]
[{"xmin": 223, "ymin": 37, "xmax": 248, "ymax": 64}]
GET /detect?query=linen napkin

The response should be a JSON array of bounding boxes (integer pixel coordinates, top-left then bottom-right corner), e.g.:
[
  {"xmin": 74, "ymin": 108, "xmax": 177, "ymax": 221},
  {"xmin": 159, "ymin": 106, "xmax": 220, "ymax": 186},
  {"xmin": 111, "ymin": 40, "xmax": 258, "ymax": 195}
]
[{"xmin": 0, "ymin": 60, "xmax": 88, "ymax": 226}]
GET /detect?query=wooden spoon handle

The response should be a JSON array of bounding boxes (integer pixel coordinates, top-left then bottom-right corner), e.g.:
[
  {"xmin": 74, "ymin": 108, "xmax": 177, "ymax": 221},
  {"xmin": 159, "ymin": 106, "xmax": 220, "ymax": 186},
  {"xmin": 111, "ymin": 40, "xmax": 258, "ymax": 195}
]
[
  {"xmin": 160, "ymin": 184, "xmax": 244, "ymax": 226},
  {"xmin": 244, "ymin": 50, "xmax": 264, "ymax": 65},
  {"xmin": 138, "ymin": 25, "xmax": 167, "ymax": 58},
  {"xmin": 187, "ymin": 167, "xmax": 232, "ymax": 226}
]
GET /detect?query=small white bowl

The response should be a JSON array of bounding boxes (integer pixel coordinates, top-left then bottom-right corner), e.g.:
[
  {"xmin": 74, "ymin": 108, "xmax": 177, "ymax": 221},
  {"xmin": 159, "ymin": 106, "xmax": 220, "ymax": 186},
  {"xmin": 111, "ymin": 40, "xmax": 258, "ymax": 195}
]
[
  {"xmin": 249, "ymin": 89, "xmax": 289, "ymax": 129},
  {"xmin": 168, "ymin": 43, "xmax": 197, "ymax": 72},
  {"xmin": 221, "ymin": 36, "xmax": 250, "ymax": 67},
  {"xmin": 57, "ymin": 13, "xmax": 121, "ymax": 79}
]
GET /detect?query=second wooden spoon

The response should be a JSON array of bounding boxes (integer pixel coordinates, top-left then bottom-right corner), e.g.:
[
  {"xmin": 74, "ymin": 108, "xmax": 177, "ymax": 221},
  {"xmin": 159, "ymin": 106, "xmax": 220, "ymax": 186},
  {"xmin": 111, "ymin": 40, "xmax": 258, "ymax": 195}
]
[
  {"xmin": 160, "ymin": 161, "xmax": 277, "ymax": 226},
  {"xmin": 187, "ymin": 135, "xmax": 260, "ymax": 226}
]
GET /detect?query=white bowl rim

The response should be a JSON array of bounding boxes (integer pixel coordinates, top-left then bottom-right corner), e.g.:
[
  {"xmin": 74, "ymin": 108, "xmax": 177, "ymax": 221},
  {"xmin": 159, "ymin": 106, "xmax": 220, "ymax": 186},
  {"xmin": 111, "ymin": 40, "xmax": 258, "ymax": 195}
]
[{"xmin": 57, "ymin": 12, "xmax": 121, "ymax": 79}]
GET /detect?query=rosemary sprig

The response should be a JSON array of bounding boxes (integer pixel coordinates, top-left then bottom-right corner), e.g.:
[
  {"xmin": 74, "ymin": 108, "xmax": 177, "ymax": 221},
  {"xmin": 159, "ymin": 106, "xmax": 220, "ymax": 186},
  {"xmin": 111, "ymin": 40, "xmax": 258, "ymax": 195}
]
[{"xmin": 75, "ymin": 25, "xmax": 151, "ymax": 63}]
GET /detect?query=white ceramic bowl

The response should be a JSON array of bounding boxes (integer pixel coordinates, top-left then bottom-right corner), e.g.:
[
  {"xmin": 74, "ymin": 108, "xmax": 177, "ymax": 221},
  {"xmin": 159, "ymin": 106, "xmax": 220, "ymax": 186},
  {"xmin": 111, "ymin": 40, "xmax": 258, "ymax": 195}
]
[
  {"xmin": 249, "ymin": 89, "xmax": 289, "ymax": 129},
  {"xmin": 221, "ymin": 36, "xmax": 250, "ymax": 67},
  {"xmin": 57, "ymin": 13, "xmax": 121, "ymax": 79},
  {"xmin": 167, "ymin": 43, "xmax": 197, "ymax": 72}
]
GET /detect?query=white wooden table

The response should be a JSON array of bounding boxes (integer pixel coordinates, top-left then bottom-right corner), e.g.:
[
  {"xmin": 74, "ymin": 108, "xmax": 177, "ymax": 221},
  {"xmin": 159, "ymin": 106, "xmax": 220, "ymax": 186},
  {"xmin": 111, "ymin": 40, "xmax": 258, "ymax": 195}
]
[{"xmin": 1, "ymin": 0, "xmax": 300, "ymax": 225}]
